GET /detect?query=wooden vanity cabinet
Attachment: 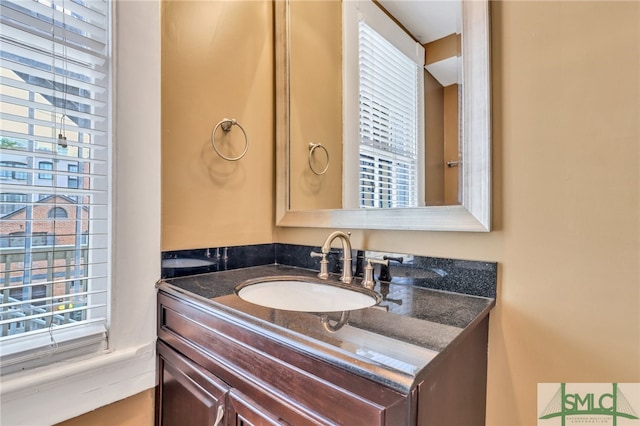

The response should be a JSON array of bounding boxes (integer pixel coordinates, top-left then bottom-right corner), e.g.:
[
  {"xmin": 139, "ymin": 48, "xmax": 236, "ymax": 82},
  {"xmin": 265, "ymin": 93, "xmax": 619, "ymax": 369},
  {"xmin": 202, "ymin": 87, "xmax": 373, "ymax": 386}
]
[
  {"xmin": 157, "ymin": 341, "xmax": 290, "ymax": 426},
  {"xmin": 156, "ymin": 289, "xmax": 489, "ymax": 425},
  {"xmin": 156, "ymin": 290, "xmax": 410, "ymax": 425}
]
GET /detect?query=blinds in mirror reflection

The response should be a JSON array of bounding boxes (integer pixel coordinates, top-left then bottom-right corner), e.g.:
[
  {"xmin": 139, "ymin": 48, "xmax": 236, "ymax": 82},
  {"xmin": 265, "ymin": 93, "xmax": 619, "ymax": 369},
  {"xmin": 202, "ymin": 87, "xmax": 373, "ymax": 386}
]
[{"xmin": 358, "ymin": 20, "xmax": 422, "ymax": 208}]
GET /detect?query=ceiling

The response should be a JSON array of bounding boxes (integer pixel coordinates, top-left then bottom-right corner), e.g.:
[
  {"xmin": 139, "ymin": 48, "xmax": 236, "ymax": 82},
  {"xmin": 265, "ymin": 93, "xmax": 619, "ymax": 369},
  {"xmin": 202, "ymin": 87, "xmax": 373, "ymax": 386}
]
[
  {"xmin": 378, "ymin": 0, "xmax": 461, "ymax": 44},
  {"xmin": 378, "ymin": 0, "xmax": 462, "ymax": 85}
]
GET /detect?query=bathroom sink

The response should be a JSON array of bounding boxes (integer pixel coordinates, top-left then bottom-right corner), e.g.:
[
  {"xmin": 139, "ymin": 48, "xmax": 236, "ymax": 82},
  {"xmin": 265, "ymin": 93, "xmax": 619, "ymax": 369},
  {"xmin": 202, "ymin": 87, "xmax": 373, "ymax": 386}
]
[{"xmin": 234, "ymin": 276, "xmax": 381, "ymax": 312}]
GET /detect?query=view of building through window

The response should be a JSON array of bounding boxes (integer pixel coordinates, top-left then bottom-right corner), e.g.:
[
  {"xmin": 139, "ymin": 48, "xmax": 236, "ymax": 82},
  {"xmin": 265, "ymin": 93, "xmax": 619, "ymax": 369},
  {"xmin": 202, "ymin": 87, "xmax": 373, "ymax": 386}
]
[{"xmin": 0, "ymin": 0, "xmax": 109, "ymax": 365}]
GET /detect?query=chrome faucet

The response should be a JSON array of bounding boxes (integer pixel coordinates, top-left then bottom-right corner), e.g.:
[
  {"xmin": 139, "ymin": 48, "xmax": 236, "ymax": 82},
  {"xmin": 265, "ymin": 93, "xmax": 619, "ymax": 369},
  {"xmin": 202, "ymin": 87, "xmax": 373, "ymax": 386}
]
[{"xmin": 312, "ymin": 231, "xmax": 353, "ymax": 284}]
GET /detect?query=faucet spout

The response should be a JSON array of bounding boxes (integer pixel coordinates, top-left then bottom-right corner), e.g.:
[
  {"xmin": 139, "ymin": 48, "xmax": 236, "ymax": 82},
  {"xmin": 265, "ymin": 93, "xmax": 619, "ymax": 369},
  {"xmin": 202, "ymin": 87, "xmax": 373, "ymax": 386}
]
[{"xmin": 320, "ymin": 231, "xmax": 353, "ymax": 284}]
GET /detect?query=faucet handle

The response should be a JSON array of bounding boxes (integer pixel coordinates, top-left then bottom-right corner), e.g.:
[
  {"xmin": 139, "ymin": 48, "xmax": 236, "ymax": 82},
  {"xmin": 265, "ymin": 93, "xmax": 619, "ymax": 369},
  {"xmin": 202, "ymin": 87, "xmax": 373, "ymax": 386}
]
[
  {"xmin": 379, "ymin": 255, "xmax": 403, "ymax": 281},
  {"xmin": 311, "ymin": 251, "xmax": 329, "ymax": 279},
  {"xmin": 362, "ymin": 258, "xmax": 389, "ymax": 289},
  {"xmin": 382, "ymin": 255, "xmax": 403, "ymax": 264}
]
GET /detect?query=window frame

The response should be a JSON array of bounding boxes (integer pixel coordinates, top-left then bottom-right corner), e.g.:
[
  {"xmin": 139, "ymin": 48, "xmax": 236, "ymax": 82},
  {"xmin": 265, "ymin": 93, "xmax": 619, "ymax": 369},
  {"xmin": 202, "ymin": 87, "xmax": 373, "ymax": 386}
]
[{"xmin": 0, "ymin": 2, "xmax": 160, "ymax": 424}]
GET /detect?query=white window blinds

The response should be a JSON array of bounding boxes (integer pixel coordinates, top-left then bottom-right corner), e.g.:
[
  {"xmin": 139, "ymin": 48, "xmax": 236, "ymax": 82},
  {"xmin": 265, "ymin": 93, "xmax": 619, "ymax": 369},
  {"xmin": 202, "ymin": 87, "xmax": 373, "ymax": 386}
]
[
  {"xmin": 358, "ymin": 20, "xmax": 421, "ymax": 208},
  {"xmin": 0, "ymin": 0, "xmax": 110, "ymax": 371},
  {"xmin": 342, "ymin": 0, "xmax": 425, "ymax": 209}
]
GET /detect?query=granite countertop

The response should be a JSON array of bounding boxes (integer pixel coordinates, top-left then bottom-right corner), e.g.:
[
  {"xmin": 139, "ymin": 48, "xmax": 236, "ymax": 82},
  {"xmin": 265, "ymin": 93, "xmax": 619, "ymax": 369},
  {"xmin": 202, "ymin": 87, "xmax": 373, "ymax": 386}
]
[{"xmin": 157, "ymin": 263, "xmax": 495, "ymax": 393}]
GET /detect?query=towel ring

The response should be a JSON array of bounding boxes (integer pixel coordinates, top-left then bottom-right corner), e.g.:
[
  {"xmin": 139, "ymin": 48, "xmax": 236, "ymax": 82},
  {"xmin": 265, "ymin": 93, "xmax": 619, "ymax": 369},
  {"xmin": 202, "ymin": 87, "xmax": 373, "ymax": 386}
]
[
  {"xmin": 308, "ymin": 142, "xmax": 329, "ymax": 175},
  {"xmin": 211, "ymin": 118, "xmax": 249, "ymax": 161}
]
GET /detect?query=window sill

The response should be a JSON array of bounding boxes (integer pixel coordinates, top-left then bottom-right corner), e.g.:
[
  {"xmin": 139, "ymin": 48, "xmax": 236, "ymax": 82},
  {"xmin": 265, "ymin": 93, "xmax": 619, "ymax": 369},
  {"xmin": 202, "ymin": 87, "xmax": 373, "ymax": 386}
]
[{"xmin": 0, "ymin": 341, "xmax": 156, "ymax": 426}]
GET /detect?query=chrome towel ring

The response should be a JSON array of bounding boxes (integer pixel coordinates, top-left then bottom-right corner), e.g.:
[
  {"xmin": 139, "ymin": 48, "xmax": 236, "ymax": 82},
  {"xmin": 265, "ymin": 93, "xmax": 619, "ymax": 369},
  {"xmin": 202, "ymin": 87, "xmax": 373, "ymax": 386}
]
[
  {"xmin": 308, "ymin": 142, "xmax": 329, "ymax": 175},
  {"xmin": 211, "ymin": 118, "xmax": 249, "ymax": 161}
]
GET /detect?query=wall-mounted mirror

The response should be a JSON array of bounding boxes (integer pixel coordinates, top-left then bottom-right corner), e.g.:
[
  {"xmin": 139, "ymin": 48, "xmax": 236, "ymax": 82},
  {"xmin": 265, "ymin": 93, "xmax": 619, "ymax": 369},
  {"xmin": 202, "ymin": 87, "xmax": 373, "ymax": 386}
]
[{"xmin": 276, "ymin": 0, "xmax": 491, "ymax": 231}]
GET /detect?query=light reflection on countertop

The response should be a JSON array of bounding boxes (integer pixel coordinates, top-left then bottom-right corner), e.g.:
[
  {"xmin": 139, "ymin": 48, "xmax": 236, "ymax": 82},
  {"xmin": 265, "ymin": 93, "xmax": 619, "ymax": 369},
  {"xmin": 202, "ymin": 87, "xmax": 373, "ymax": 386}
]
[{"xmin": 157, "ymin": 264, "xmax": 495, "ymax": 393}]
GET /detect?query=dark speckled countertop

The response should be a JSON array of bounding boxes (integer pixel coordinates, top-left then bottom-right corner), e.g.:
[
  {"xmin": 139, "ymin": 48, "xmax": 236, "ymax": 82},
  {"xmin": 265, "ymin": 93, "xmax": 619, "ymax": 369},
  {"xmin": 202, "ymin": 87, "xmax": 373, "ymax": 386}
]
[{"xmin": 158, "ymin": 253, "xmax": 496, "ymax": 394}]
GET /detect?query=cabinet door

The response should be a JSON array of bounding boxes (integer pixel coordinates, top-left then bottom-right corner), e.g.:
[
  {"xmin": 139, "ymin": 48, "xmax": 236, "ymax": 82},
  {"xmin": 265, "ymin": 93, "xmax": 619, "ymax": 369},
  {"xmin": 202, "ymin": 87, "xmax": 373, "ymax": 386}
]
[
  {"xmin": 228, "ymin": 390, "xmax": 290, "ymax": 426},
  {"xmin": 157, "ymin": 342, "xmax": 229, "ymax": 426}
]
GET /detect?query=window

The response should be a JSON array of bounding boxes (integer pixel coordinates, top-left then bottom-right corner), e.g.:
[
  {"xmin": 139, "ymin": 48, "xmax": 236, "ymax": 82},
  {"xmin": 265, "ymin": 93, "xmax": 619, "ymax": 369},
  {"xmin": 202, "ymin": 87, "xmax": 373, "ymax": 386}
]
[
  {"xmin": 0, "ymin": 2, "xmax": 158, "ymax": 424},
  {"xmin": 7, "ymin": 232, "xmax": 24, "ymax": 248},
  {"xmin": 47, "ymin": 206, "xmax": 68, "ymax": 218},
  {"xmin": 68, "ymin": 163, "xmax": 79, "ymax": 189},
  {"xmin": 2, "ymin": 231, "xmax": 50, "ymax": 248},
  {"xmin": 38, "ymin": 161, "xmax": 53, "ymax": 179},
  {"xmin": 0, "ymin": 193, "xmax": 27, "ymax": 216},
  {"xmin": 0, "ymin": 0, "xmax": 110, "ymax": 373},
  {"xmin": 343, "ymin": 1, "xmax": 425, "ymax": 209},
  {"xmin": 0, "ymin": 161, "xmax": 28, "ymax": 181}
]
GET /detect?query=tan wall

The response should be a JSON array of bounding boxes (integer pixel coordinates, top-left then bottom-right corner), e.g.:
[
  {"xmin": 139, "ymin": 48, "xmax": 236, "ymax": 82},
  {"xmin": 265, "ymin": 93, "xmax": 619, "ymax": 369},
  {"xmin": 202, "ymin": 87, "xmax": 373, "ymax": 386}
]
[
  {"xmin": 54, "ymin": 389, "xmax": 154, "ymax": 426},
  {"xmin": 423, "ymin": 77, "xmax": 460, "ymax": 207},
  {"xmin": 424, "ymin": 70, "xmax": 445, "ymax": 205},
  {"xmin": 443, "ymin": 84, "xmax": 459, "ymax": 205},
  {"xmin": 161, "ymin": 0, "xmax": 275, "ymax": 250},
  {"xmin": 75, "ymin": 1, "xmax": 639, "ymax": 424},
  {"xmin": 289, "ymin": 0, "xmax": 343, "ymax": 210},
  {"xmin": 424, "ymin": 33, "xmax": 461, "ymax": 66}
]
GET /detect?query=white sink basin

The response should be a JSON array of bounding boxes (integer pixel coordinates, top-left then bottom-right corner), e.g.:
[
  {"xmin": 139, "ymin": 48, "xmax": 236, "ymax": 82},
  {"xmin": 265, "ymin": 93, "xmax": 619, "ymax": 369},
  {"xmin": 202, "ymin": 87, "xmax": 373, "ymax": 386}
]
[{"xmin": 235, "ymin": 276, "xmax": 381, "ymax": 312}]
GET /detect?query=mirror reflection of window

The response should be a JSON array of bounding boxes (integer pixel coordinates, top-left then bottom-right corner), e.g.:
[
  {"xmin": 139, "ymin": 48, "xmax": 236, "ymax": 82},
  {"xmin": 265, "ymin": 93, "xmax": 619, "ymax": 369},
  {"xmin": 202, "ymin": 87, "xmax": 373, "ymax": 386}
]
[
  {"xmin": 343, "ymin": 0, "xmax": 425, "ymax": 209},
  {"xmin": 358, "ymin": 21, "xmax": 422, "ymax": 208}
]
